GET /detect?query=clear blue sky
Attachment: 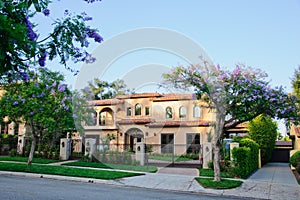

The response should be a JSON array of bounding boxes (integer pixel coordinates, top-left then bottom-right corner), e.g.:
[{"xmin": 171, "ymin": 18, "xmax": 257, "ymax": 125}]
[{"xmin": 36, "ymin": 0, "xmax": 300, "ymax": 93}]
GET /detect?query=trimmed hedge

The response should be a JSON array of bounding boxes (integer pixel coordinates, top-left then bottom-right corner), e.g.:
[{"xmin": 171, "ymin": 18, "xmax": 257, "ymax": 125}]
[
  {"xmin": 231, "ymin": 138, "xmax": 259, "ymax": 179},
  {"xmin": 290, "ymin": 151, "xmax": 300, "ymax": 168}
]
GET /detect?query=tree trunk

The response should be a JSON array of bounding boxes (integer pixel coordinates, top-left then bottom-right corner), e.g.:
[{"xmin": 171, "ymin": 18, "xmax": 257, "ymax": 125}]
[
  {"xmin": 213, "ymin": 110, "xmax": 225, "ymax": 182},
  {"xmin": 27, "ymin": 120, "xmax": 36, "ymax": 165},
  {"xmin": 213, "ymin": 142, "xmax": 221, "ymax": 181},
  {"xmin": 27, "ymin": 136, "xmax": 36, "ymax": 165}
]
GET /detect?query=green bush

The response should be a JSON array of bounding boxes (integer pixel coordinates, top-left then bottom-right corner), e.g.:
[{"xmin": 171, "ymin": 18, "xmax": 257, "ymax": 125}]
[
  {"xmin": 9, "ymin": 149, "xmax": 17, "ymax": 157},
  {"xmin": 230, "ymin": 138, "xmax": 259, "ymax": 179},
  {"xmin": 290, "ymin": 151, "xmax": 300, "ymax": 168}
]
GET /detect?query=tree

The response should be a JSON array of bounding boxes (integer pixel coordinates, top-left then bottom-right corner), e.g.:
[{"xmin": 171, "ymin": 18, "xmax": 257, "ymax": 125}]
[
  {"xmin": 0, "ymin": 68, "xmax": 75, "ymax": 164},
  {"xmin": 82, "ymin": 78, "xmax": 130, "ymax": 100},
  {"xmin": 248, "ymin": 115, "xmax": 278, "ymax": 166},
  {"xmin": 164, "ymin": 63, "xmax": 300, "ymax": 181},
  {"xmin": 0, "ymin": 0, "xmax": 102, "ymax": 82},
  {"xmin": 292, "ymin": 66, "xmax": 300, "ymax": 99}
]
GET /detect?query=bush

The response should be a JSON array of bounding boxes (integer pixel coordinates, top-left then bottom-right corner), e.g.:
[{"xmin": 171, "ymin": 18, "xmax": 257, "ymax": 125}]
[
  {"xmin": 230, "ymin": 138, "xmax": 259, "ymax": 179},
  {"xmin": 9, "ymin": 149, "xmax": 17, "ymax": 157},
  {"xmin": 290, "ymin": 151, "xmax": 300, "ymax": 168}
]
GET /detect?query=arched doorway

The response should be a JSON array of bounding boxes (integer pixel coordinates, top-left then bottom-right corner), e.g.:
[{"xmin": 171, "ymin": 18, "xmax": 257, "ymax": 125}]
[{"xmin": 124, "ymin": 128, "xmax": 144, "ymax": 152}]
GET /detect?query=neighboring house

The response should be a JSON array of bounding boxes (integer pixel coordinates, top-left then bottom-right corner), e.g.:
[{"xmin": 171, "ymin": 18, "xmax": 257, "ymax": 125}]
[
  {"xmin": 289, "ymin": 124, "xmax": 300, "ymax": 150},
  {"xmin": 83, "ymin": 93, "xmax": 215, "ymax": 155}
]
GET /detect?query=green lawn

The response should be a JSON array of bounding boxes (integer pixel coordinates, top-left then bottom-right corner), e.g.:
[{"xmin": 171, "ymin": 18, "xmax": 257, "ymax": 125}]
[
  {"xmin": 148, "ymin": 154, "xmax": 192, "ymax": 162},
  {"xmin": 195, "ymin": 177, "xmax": 243, "ymax": 189},
  {"xmin": 63, "ymin": 160, "xmax": 157, "ymax": 173},
  {"xmin": 0, "ymin": 156, "xmax": 60, "ymax": 164},
  {"xmin": 199, "ymin": 168, "xmax": 233, "ymax": 178},
  {"xmin": 0, "ymin": 162, "xmax": 142, "ymax": 180}
]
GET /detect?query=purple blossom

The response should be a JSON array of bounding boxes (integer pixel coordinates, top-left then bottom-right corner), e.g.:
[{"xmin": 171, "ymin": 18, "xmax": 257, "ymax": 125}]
[
  {"xmin": 30, "ymin": 112, "xmax": 34, "ymax": 115},
  {"xmin": 84, "ymin": 16, "xmax": 93, "ymax": 21},
  {"xmin": 52, "ymin": 81, "xmax": 57, "ymax": 87},
  {"xmin": 34, "ymin": 82, "xmax": 39, "ymax": 87},
  {"xmin": 72, "ymin": 113, "xmax": 78, "ymax": 119},
  {"xmin": 39, "ymin": 92, "xmax": 45, "ymax": 97},
  {"xmin": 64, "ymin": 106, "xmax": 69, "ymax": 111},
  {"xmin": 13, "ymin": 101, "xmax": 19, "ymax": 106},
  {"xmin": 42, "ymin": 9, "xmax": 50, "ymax": 16},
  {"xmin": 24, "ymin": 17, "xmax": 37, "ymax": 41},
  {"xmin": 85, "ymin": 27, "xmax": 103, "ymax": 43},
  {"xmin": 38, "ymin": 51, "xmax": 47, "ymax": 67},
  {"xmin": 58, "ymin": 84, "xmax": 66, "ymax": 92}
]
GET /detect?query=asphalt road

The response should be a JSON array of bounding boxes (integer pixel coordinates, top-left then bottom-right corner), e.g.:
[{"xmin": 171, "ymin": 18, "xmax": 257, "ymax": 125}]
[{"xmin": 0, "ymin": 175, "xmax": 243, "ymax": 200}]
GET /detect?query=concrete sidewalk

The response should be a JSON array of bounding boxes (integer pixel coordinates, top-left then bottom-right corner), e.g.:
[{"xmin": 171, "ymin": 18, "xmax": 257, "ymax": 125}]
[{"xmin": 1, "ymin": 162, "xmax": 299, "ymax": 199}]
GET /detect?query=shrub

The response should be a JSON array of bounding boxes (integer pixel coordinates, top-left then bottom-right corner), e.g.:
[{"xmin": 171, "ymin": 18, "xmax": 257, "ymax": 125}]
[
  {"xmin": 207, "ymin": 161, "xmax": 214, "ymax": 170},
  {"xmin": 9, "ymin": 149, "xmax": 17, "ymax": 157},
  {"xmin": 230, "ymin": 138, "xmax": 259, "ymax": 179},
  {"xmin": 290, "ymin": 151, "xmax": 300, "ymax": 168}
]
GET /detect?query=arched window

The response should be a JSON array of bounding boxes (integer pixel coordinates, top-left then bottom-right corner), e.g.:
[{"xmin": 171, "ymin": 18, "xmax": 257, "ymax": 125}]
[
  {"xmin": 135, "ymin": 103, "xmax": 142, "ymax": 116},
  {"xmin": 193, "ymin": 106, "xmax": 201, "ymax": 118},
  {"xmin": 179, "ymin": 106, "xmax": 187, "ymax": 118},
  {"xmin": 166, "ymin": 107, "xmax": 173, "ymax": 119}
]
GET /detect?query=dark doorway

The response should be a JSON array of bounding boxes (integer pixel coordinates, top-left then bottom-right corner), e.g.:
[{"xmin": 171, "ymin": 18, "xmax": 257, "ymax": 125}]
[{"xmin": 161, "ymin": 134, "xmax": 174, "ymax": 154}]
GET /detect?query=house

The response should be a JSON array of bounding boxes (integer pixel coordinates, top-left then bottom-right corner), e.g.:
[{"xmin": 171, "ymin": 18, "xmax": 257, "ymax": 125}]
[{"xmin": 82, "ymin": 93, "xmax": 215, "ymax": 156}]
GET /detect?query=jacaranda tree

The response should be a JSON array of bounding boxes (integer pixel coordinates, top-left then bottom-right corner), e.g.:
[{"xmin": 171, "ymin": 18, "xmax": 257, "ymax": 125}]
[
  {"xmin": 0, "ymin": 0, "xmax": 102, "ymax": 82},
  {"xmin": 0, "ymin": 68, "xmax": 75, "ymax": 164},
  {"xmin": 164, "ymin": 62, "xmax": 300, "ymax": 181}
]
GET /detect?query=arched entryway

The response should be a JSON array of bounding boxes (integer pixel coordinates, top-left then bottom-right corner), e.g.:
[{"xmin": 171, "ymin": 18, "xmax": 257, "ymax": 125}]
[
  {"xmin": 99, "ymin": 107, "xmax": 114, "ymax": 126},
  {"xmin": 124, "ymin": 128, "xmax": 144, "ymax": 152}
]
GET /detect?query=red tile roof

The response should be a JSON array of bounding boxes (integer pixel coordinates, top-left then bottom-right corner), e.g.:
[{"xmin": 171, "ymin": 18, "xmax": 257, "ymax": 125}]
[
  {"xmin": 116, "ymin": 93, "xmax": 162, "ymax": 99},
  {"xmin": 153, "ymin": 93, "xmax": 196, "ymax": 102},
  {"xmin": 294, "ymin": 126, "xmax": 300, "ymax": 137},
  {"xmin": 118, "ymin": 118, "xmax": 153, "ymax": 124},
  {"xmin": 90, "ymin": 99, "xmax": 123, "ymax": 106},
  {"xmin": 147, "ymin": 120, "xmax": 212, "ymax": 127}
]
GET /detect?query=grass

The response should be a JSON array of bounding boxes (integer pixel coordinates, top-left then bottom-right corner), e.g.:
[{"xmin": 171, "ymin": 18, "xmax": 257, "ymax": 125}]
[
  {"xmin": 199, "ymin": 168, "xmax": 233, "ymax": 178},
  {"xmin": 63, "ymin": 160, "xmax": 157, "ymax": 173},
  {"xmin": 195, "ymin": 177, "xmax": 243, "ymax": 189},
  {"xmin": 0, "ymin": 162, "xmax": 142, "ymax": 180},
  {"xmin": 0, "ymin": 156, "xmax": 60, "ymax": 164},
  {"xmin": 148, "ymin": 154, "xmax": 193, "ymax": 162}
]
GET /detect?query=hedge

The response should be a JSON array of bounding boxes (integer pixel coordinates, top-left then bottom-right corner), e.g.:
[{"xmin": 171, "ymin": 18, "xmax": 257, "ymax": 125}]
[
  {"xmin": 290, "ymin": 151, "xmax": 300, "ymax": 168},
  {"xmin": 231, "ymin": 138, "xmax": 259, "ymax": 179}
]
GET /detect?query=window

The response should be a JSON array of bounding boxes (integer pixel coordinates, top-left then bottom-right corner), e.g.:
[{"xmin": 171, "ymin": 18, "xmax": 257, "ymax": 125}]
[
  {"xmin": 145, "ymin": 106, "xmax": 150, "ymax": 116},
  {"xmin": 186, "ymin": 133, "xmax": 200, "ymax": 154},
  {"xmin": 193, "ymin": 106, "xmax": 201, "ymax": 118},
  {"xmin": 179, "ymin": 106, "xmax": 187, "ymax": 118},
  {"xmin": 99, "ymin": 112, "xmax": 106, "ymax": 125},
  {"xmin": 166, "ymin": 107, "xmax": 173, "ymax": 119},
  {"xmin": 126, "ymin": 107, "xmax": 132, "ymax": 116},
  {"xmin": 135, "ymin": 104, "xmax": 141, "ymax": 116}
]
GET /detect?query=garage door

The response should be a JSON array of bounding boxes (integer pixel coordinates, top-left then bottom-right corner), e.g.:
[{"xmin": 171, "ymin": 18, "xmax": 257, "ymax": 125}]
[{"xmin": 270, "ymin": 149, "xmax": 290, "ymax": 163}]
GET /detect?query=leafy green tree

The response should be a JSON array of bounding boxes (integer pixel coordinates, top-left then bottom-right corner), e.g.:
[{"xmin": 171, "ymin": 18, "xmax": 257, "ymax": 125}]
[
  {"xmin": 248, "ymin": 115, "xmax": 278, "ymax": 166},
  {"xmin": 164, "ymin": 63, "xmax": 299, "ymax": 181},
  {"xmin": 0, "ymin": 0, "xmax": 102, "ymax": 82},
  {"xmin": 83, "ymin": 78, "xmax": 130, "ymax": 100},
  {"xmin": 292, "ymin": 66, "xmax": 300, "ymax": 99},
  {"xmin": 0, "ymin": 68, "xmax": 75, "ymax": 164}
]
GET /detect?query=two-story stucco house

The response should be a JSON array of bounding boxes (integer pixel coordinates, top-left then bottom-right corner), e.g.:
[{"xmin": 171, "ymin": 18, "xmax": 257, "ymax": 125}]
[{"xmin": 83, "ymin": 93, "xmax": 215, "ymax": 155}]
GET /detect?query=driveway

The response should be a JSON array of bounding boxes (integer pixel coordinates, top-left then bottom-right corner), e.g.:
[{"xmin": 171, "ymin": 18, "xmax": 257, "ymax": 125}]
[
  {"xmin": 248, "ymin": 162, "xmax": 298, "ymax": 185},
  {"xmin": 223, "ymin": 162, "xmax": 300, "ymax": 199}
]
